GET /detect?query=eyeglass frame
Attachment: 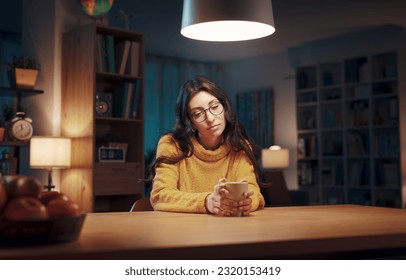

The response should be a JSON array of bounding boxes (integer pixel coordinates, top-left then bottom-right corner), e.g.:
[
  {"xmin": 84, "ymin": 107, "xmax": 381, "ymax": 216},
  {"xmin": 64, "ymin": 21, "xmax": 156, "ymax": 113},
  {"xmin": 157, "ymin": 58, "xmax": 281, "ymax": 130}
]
[{"xmin": 189, "ymin": 100, "xmax": 225, "ymax": 123}]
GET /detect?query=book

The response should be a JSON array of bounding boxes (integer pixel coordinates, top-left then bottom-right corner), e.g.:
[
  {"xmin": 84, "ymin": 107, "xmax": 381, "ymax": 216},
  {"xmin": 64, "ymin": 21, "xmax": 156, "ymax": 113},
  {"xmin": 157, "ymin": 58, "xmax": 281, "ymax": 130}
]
[
  {"xmin": 113, "ymin": 83, "xmax": 129, "ymax": 118},
  {"xmin": 126, "ymin": 41, "xmax": 140, "ymax": 76},
  {"xmin": 115, "ymin": 40, "xmax": 131, "ymax": 74},
  {"xmin": 97, "ymin": 34, "xmax": 108, "ymax": 72},
  {"xmin": 389, "ymin": 97, "xmax": 398, "ymax": 124},
  {"xmin": 105, "ymin": 35, "xmax": 116, "ymax": 73},
  {"xmin": 130, "ymin": 80, "xmax": 141, "ymax": 118},
  {"xmin": 124, "ymin": 82, "xmax": 134, "ymax": 118}
]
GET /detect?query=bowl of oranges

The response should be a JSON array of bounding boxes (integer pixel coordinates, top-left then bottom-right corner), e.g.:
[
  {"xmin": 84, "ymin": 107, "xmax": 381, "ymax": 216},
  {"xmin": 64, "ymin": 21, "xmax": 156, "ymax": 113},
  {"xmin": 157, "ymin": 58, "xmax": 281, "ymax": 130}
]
[{"xmin": 0, "ymin": 175, "xmax": 85, "ymax": 246}]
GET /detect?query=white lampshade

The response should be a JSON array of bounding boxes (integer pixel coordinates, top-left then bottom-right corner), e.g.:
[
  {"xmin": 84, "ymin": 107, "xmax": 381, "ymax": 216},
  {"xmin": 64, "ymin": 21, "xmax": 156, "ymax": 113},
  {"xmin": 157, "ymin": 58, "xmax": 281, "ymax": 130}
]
[
  {"xmin": 181, "ymin": 0, "xmax": 275, "ymax": 42},
  {"xmin": 262, "ymin": 145, "xmax": 289, "ymax": 169},
  {"xmin": 30, "ymin": 136, "xmax": 71, "ymax": 169}
]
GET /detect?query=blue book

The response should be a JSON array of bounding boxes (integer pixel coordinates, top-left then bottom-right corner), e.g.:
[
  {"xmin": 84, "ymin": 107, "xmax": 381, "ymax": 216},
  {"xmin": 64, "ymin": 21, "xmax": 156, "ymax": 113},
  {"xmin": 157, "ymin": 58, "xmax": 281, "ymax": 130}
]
[
  {"xmin": 113, "ymin": 83, "xmax": 128, "ymax": 118},
  {"xmin": 97, "ymin": 34, "xmax": 107, "ymax": 72},
  {"xmin": 130, "ymin": 81, "xmax": 141, "ymax": 119},
  {"xmin": 105, "ymin": 35, "xmax": 116, "ymax": 73}
]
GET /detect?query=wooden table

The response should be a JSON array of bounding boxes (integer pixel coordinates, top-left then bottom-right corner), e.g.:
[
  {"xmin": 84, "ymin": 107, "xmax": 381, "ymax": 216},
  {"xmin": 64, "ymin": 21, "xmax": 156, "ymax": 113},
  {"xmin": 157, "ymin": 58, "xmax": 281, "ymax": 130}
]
[{"xmin": 2, "ymin": 205, "xmax": 406, "ymax": 259}]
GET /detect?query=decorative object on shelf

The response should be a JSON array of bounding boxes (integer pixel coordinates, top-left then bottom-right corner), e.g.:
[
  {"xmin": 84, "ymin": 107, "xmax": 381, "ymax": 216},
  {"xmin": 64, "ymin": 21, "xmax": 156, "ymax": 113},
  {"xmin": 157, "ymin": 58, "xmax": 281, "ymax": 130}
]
[
  {"xmin": 6, "ymin": 55, "xmax": 40, "ymax": 89},
  {"xmin": 7, "ymin": 112, "xmax": 33, "ymax": 141},
  {"xmin": 29, "ymin": 136, "xmax": 72, "ymax": 191},
  {"xmin": 81, "ymin": 0, "xmax": 114, "ymax": 18},
  {"xmin": 181, "ymin": 0, "xmax": 275, "ymax": 42},
  {"xmin": 97, "ymin": 146, "xmax": 126, "ymax": 163},
  {"xmin": 0, "ymin": 127, "xmax": 4, "ymax": 142},
  {"xmin": 95, "ymin": 91, "xmax": 113, "ymax": 117}
]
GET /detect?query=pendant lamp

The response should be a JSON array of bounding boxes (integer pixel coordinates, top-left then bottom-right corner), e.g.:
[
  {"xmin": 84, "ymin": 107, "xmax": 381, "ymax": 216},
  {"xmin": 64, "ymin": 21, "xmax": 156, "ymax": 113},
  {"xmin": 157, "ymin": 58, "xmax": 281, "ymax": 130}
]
[{"xmin": 181, "ymin": 0, "xmax": 275, "ymax": 42}]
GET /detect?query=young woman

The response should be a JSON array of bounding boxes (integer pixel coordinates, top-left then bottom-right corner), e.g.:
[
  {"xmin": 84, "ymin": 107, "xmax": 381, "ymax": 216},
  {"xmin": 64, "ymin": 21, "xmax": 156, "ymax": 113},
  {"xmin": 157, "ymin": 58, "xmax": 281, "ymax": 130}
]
[{"xmin": 150, "ymin": 76, "xmax": 265, "ymax": 216}]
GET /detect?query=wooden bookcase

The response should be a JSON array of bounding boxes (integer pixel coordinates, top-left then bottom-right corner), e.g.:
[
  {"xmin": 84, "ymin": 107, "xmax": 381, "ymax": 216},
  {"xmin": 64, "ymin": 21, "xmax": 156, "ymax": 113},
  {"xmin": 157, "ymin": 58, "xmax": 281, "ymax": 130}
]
[
  {"xmin": 61, "ymin": 24, "xmax": 145, "ymax": 212},
  {"xmin": 296, "ymin": 51, "xmax": 406, "ymax": 208}
]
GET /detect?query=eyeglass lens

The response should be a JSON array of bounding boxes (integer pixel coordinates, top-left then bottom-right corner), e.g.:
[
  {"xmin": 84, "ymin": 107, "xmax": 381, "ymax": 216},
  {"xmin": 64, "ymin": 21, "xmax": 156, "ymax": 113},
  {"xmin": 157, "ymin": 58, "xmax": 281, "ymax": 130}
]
[{"xmin": 192, "ymin": 102, "xmax": 224, "ymax": 122}]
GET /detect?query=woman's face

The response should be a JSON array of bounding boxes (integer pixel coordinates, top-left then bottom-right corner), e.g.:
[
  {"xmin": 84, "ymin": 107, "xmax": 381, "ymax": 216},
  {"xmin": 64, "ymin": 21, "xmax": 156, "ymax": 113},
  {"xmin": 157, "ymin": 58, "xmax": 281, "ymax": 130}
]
[{"xmin": 188, "ymin": 91, "xmax": 226, "ymax": 146}]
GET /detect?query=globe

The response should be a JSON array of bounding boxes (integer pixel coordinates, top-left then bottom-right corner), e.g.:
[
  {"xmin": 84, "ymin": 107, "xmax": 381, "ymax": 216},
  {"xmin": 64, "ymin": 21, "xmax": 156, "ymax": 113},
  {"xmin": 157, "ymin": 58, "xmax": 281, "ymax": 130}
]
[{"xmin": 81, "ymin": 0, "xmax": 114, "ymax": 18}]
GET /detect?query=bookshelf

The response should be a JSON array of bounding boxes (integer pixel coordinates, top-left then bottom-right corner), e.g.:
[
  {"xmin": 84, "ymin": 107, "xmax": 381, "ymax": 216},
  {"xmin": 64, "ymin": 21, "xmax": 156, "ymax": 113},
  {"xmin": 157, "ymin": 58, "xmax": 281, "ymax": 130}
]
[
  {"xmin": 61, "ymin": 24, "xmax": 145, "ymax": 212},
  {"xmin": 296, "ymin": 51, "xmax": 405, "ymax": 208}
]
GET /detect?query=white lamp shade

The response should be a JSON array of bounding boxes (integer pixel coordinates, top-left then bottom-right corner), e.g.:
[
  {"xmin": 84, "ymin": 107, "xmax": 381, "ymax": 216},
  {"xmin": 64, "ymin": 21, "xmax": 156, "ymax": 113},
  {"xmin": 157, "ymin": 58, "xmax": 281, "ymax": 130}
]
[
  {"xmin": 262, "ymin": 145, "xmax": 289, "ymax": 169},
  {"xmin": 181, "ymin": 0, "xmax": 275, "ymax": 42},
  {"xmin": 30, "ymin": 136, "xmax": 71, "ymax": 169}
]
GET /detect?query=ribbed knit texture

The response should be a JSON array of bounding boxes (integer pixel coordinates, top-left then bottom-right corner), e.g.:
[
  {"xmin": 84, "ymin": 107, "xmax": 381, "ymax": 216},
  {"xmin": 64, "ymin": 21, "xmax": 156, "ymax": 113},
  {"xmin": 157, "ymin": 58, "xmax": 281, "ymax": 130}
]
[{"xmin": 151, "ymin": 134, "xmax": 265, "ymax": 213}]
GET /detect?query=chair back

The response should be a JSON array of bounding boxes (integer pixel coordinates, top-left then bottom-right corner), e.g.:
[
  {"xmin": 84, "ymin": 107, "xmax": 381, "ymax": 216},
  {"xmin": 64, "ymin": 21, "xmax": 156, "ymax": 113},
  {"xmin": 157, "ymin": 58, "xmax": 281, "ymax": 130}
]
[
  {"xmin": 261, "ymin": 170, "xmax": 293, "ymax": 206},
  {"xmin": 130, "ymin": 198, "xmax": 154, "ymax": 212}
]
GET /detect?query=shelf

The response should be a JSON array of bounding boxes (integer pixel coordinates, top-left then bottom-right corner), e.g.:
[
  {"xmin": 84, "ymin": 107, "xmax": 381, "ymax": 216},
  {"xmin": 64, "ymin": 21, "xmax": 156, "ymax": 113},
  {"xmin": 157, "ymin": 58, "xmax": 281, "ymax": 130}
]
[
  {"xmin": 0, "ymin": 141, "xmax": 29, "ymax": 147},
  {"xmin": 296, "ymin": 51, "xmax": 403, "ymax": 208},
  {"xmin": 95, "ymin": 116, "xmax": 142, "ymax": 123},
  {"xmin": 61, "ymin": 23, "xmax": 145, "ymax": 213},
  {"xmin": 0, "ymin": 86, "xmax": 44, "ymax": 95},
  {"xmin": 96, "ymin": 72, "xmax": 141, "ymax": 82}
]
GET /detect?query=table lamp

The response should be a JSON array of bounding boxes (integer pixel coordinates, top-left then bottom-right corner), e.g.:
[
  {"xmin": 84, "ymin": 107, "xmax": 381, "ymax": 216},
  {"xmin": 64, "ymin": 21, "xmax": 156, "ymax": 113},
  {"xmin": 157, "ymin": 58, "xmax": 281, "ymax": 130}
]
[
  {"xmin": 261, "ymin": 145, "xmax": 289, "ymax": 169},
  {"xmin": 261, "ymin": 145, "xmax": 291, "ymax": 206},
  {"xmin": 30, "ymin": 136, "xmax": 71, "ymax": 191}
]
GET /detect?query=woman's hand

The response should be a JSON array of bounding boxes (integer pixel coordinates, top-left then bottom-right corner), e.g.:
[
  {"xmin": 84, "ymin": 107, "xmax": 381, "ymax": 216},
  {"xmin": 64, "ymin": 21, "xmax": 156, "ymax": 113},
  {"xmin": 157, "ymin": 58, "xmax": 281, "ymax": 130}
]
[
  {"xmin": 238, "ymin": 189, "xmax": 254, "ymax": 216},
  {"xmin": 205, "ymin": 178, "xmax": 253, "ymax": 216},
  {"xmin": 237, "ymin": 179, "xmax": 253, "ymax": 216}
]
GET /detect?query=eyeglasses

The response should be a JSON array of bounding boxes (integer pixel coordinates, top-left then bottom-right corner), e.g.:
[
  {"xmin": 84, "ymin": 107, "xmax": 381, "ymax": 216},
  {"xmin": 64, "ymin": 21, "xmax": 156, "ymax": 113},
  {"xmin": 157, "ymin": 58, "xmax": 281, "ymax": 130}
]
[{"xmin": 190, "ymin": 102, "xmax": 224, "ymax": 123}]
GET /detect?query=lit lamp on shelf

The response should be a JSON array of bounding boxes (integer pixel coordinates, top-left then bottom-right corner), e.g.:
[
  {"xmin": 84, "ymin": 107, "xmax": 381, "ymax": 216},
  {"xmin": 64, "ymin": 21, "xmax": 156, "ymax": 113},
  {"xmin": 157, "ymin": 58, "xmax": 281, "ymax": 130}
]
[
  {"xmin": 261, "ymin": 145, "xmax": 291, "ymax": 206},
  {"xmin": 30, "ymin": 136, "xmax": 71, "ymax": 191}
]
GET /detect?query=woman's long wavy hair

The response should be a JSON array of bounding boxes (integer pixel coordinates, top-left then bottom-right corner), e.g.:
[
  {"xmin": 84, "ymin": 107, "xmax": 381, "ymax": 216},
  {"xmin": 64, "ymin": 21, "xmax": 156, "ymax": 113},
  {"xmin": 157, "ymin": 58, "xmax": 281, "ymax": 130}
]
[{"xmin": 150, "ymin": 76, "xmax": 262, "ymax": 186}]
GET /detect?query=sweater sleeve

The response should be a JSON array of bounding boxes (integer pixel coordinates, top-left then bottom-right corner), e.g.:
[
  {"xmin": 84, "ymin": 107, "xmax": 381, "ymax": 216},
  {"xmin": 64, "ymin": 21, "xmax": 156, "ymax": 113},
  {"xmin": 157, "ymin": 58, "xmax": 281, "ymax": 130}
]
[{"xmin": 150, "ymin": 136, "xmax": 210, "ymax": 213}]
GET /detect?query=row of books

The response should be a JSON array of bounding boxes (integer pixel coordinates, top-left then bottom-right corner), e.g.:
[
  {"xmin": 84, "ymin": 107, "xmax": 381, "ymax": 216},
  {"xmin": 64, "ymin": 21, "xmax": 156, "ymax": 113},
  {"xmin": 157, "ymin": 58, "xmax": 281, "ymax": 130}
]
[
  {"xmin": 373, "ymin": 132, "xmax": 399, "ymax": 157},
  {"xmin": 298, "ymin": 161, "xmax": 317, "ymax": 186},
  {"xmin": 113, "ymin": 81, "xmax": 141, "ymax": 119},
  {"xmin": 373, "ymin": 97, "xmax": 398, "ymax": 125},
  {"xmin": 347, "ymin": 132, "xmax": 368, "ymax": 156},
  {"xmin": 348, "ymin": 160, "xmax": 369, "ymax": 186},
  {"xmin": 97, "ymin": 34, "xmax": 140, "ymax": 76},
  {"xmin": 321, "ymin": 162, "xmax": 344, "ymax": 186},
  {"xmin": 375, "ymin": 162, "xmax": 400, "ymax": 187},
  {"xmin": 297, "ymin": 136, "xmax": 317, "ymax": 158},
  {"xmin": 297, "ymin": 109, "xmax": 317, "ymax": 130}
]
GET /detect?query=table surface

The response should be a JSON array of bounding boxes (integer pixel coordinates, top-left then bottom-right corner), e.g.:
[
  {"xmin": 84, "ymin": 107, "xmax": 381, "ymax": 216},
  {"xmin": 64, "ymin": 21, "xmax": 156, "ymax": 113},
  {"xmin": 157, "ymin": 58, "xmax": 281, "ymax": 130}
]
[{"xmin": 2, "ymin": 204, "xmax": 406, "ymax": 259}]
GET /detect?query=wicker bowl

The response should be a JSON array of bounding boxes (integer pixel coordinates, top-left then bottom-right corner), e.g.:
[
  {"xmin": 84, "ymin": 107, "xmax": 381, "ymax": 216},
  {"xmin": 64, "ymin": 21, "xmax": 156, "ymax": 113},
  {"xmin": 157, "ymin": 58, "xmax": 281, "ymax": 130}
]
[{"xmin": 0, "ymin": 213, "xmax": 86, "ymax": 246}]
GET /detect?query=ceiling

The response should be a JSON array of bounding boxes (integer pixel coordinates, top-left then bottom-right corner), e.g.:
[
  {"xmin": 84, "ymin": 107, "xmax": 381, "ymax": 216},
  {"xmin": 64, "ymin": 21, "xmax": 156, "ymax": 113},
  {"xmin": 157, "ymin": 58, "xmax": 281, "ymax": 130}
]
[
  {"xmin": 108, "ymin": 0, "xmax": 406, "ymax": 62},
  {"xmin": 3, "ymin": 1, "xmax": 404, "ymax": 63}
]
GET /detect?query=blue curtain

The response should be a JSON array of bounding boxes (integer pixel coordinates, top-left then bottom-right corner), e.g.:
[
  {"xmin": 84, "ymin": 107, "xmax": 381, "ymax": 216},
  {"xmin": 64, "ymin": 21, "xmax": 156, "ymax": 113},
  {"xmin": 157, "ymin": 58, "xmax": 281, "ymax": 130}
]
[{"xmin": 144, "ymin": 55, "xmax": 223, "ymax": 154}]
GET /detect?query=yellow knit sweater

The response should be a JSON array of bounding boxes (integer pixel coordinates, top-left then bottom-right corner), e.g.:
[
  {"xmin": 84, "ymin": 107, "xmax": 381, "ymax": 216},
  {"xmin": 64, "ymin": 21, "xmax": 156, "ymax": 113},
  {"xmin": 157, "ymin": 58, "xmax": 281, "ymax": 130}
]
[{"xmin": 150, "ymin": 134, "xmax": 265, "ymax": 213}]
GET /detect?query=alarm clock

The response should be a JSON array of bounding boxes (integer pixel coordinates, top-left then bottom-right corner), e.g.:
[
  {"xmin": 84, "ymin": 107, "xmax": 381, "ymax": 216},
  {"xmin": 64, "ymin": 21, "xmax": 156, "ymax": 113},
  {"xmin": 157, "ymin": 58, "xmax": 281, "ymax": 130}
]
[
  {"xmin": 98, "ymin": 146, "xmax": 126, "ymax": 162},
  {"xmin": 7, "ymin": 112, "xmax": 33, "ymax": 141}
]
